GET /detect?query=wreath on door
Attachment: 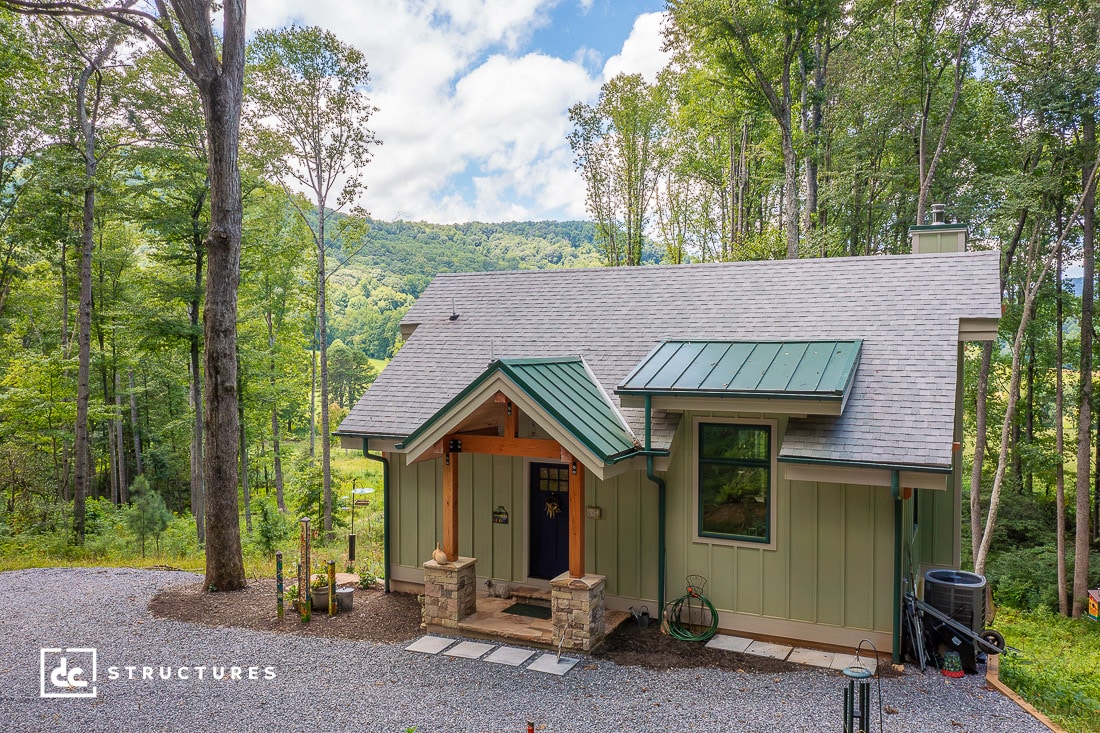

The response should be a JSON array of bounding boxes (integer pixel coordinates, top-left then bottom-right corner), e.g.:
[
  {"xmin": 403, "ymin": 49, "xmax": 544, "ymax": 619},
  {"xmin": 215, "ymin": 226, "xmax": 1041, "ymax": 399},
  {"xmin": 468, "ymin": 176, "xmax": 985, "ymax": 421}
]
[{"xmin": 544, "ymin": 493, "xmax": 561, "ymax": 519}]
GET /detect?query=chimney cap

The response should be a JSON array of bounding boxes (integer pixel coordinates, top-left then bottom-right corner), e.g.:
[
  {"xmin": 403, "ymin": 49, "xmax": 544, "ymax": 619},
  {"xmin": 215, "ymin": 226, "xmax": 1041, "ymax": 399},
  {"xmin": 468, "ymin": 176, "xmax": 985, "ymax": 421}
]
[{"xmin": 931, "ymin": 203, "xmax": 947, "ymax": 224}]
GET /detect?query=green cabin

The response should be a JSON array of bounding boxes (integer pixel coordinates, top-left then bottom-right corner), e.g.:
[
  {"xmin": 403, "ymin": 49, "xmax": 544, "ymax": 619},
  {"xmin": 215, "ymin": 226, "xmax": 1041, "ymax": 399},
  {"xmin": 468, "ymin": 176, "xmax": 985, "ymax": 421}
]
[{"xmin": 337, "ymin": 239, "xmax": 1000, "ymax": 658}]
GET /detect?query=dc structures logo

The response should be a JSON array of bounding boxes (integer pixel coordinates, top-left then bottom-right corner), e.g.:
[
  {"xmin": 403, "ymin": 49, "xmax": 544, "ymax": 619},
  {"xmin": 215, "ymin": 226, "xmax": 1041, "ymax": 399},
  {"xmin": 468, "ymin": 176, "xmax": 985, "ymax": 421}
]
[{"xmin": 40, "ymin": 648, "xmax": 97, "ymax": 698}]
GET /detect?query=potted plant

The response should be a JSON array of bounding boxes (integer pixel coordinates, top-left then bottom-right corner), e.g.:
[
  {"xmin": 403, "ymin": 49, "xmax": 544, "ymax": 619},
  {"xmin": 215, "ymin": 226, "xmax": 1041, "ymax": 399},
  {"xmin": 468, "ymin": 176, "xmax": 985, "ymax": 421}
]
[{"xmin": 310, "ymin": 568, "xmax": 332, "ymax": 611}]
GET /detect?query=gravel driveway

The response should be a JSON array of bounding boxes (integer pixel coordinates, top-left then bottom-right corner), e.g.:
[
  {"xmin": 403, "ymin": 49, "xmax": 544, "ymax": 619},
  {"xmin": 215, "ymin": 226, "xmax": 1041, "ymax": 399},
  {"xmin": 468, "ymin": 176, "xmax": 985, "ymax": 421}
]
[{"xmin": 0, "ymin": 568, "xmax": 1050, "ymax": 733}]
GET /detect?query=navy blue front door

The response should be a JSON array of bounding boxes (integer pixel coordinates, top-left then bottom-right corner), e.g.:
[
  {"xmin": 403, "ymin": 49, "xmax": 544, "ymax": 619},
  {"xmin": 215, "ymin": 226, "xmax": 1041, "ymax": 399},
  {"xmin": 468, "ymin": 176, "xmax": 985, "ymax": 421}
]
[{"xmin": 529, "ymin": 462, "xmax": 569, "ymax": 579}]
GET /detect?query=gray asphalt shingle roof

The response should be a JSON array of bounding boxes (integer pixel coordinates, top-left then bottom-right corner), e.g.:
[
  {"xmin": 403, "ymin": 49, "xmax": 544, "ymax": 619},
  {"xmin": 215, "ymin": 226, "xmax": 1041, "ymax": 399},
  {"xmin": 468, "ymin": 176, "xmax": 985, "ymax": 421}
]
[{"xmin": 338, "ymin": 251, "xmax": 1001, "ymax": 470}]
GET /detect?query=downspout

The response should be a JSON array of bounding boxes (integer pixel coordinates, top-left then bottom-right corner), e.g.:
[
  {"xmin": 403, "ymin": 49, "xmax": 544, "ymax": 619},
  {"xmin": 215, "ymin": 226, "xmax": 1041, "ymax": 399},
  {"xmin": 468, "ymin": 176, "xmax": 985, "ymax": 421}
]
[
  {"xmin": 643, "ymin": 395, "xmax": 667, "ymax": 618},
  {"xmin": 891, "ymin": 469, "xmax": 902, "ymax": 664},
  {"xmin": 362, "ymin": 439, "xmax": 391, "ymax": 593}
]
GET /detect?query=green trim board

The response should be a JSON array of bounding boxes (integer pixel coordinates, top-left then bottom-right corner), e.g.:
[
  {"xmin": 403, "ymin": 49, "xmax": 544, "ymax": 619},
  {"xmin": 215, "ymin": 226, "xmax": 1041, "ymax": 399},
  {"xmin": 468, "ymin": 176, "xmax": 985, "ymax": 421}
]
[
  {"xmin": 398, "ymin": 357, "xmax": 638, "ymax": 464},
  {"xmin": 617, "ymin": 340, "xmax": 862, "ymax": 404}
]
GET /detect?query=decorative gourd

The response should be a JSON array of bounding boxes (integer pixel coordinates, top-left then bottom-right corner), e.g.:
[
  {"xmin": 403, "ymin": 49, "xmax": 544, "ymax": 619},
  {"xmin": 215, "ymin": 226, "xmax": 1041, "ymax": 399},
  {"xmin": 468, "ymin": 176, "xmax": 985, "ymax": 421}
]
[{"xmin": 432, "ymin": 542, "xmax": 448, "ymax": 565}]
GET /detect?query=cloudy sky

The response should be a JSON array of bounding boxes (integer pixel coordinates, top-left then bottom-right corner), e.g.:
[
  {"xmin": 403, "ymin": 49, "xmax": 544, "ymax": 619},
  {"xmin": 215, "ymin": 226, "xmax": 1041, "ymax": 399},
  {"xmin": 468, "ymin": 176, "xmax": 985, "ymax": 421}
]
[{"xmin": 247, "ymin": 0, "xmax": 669, "ymax": 224}]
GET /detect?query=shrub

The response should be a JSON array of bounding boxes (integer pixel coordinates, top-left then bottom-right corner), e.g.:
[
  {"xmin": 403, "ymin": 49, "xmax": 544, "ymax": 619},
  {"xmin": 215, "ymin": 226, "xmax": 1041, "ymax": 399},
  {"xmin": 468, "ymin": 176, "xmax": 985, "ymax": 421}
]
[{"xmin": 253, "ymin": 498, "xmax": 293, "ymax": 557}]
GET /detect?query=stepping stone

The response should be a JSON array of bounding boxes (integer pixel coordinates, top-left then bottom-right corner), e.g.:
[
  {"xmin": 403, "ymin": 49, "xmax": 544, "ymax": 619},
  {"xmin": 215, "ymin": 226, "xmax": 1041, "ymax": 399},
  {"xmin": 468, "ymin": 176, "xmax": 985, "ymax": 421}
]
[
  {"xmin": 484, "ymin": 646, "xmax": 536, "ymax": 666},
  {"xmin": 405, "ymin": 636, "xmax": 455, "ymax": 655},
  {"xmin": 706, "ymin": 634, "xmax": 754, "ymax": 653},
  {"xmin": 832, "ymin": 653, "xmax": 877, "ymax": 674},
  {"xmin": 744, "ymin": 640, "xmax": 793, "ymax": 660},
  {"xmin": 443, "ymin": 641, "xmax": 495, "ymax": 659},
  {"xmin": 787, "ymin": 648, "xmax": 835, "ymax": 669},
  {"xmin": 527, "ymin": 653, "xmax": 580, "ymax": 676}
]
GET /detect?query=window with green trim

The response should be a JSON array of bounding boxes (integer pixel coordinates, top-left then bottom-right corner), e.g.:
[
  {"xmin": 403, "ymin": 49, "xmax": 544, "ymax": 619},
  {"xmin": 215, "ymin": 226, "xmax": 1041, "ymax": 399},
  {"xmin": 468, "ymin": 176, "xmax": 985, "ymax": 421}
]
[{"xmin": 698, "ymin": 423, "xmax": 771, "ymax": 543}]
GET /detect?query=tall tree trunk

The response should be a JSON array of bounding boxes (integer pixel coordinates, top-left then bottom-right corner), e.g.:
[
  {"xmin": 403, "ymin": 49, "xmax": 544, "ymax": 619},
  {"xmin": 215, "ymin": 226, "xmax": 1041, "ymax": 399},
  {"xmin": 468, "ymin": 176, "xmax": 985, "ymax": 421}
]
[
  {"xmin": 114, "ymin": 367, "xmax": 126, "ymax": 502},
  {"xmin": 188, "ymin": 185, "xmax": 206, "ymax": 543},
  {"xmin": 1056, "ymin": 217, "xmax": 1069, "ymax": 615},
  {"xmin": 780, "ymin": 114, "xmax": 798, "ymax": 259},
  {"xmin": 971, "ymin": 208, "xmax": 1028, "ymax": 564},
  {"xmin": 238, "ymin": 359, "xmax": 251, "ymax": 533},
  {"xmin": 970, "ymin": 340, "xmax": 993, "ymax": 565},
  {"xmin": 128, "ymin": 368, "xmax": 142, "ymax": 476},
  {"xmin": 317, "ymin": 201, "xmax": 333, "ymax": 539},
  {"xmin": 198, "ymin": 53, "xmax": 247, "ymax": 591},
  {"xmin": 802, "ymin": 32, "xmax": 826, "ymax": 236},
  {"xmin": 1025, "ymin": 337, "xmax": 1034, "ymax": 494},
  {"xmin": 1073, "ymin": 111, "xmax": 1096, "ymax": 618},
  {"xmin": 71, "ymin": 52, "xmax": 105, "ymax": 544},
  {"xmin": 309, "ymin": 332, "xmax": 316, "ymax": 458},
  {"xmin": 189, "ymin": 265, "xmax": 205, "ymax": 544},
  {"xmin": 916, "ymin": 4, "xmax": 974, "ymax": 224},
  {"xmin": 266, "ymin": 309, "xmax": 285, "ymax": 511}
]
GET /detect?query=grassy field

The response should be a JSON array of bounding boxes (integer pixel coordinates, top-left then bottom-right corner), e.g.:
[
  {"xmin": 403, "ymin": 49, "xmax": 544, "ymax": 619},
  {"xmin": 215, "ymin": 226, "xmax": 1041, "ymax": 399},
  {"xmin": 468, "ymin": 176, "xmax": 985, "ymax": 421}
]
[{"xmin": 997, "ymin": 607, "xmax": 1100, "ymax": 732}]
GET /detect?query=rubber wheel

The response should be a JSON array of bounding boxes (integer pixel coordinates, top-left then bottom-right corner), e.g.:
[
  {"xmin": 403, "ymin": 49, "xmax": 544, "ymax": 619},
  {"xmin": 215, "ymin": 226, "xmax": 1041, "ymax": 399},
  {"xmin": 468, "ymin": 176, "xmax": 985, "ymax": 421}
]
[{"xmin": 980, "ymin": 628, "xmax": 1005, "ymax": 654}]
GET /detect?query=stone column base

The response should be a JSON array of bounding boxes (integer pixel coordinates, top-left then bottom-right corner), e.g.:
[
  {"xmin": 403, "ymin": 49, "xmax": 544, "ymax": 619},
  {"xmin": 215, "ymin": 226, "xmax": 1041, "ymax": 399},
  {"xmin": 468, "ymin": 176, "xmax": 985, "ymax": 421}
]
[
  {"xmin": 551, "ymin": 572, "xmax": 606, "ymax": 652},
  {"xmin": 422, "ymin": 556, "xmax": 477, "ymax": 628}
]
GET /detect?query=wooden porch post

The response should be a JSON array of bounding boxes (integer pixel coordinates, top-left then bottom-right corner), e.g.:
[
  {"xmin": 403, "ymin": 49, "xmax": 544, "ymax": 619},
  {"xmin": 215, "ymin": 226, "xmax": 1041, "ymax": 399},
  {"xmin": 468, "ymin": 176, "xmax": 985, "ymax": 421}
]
[
  {"xmin": 443, "ymin": 450, "xmax": 459, "ymax": 561},
  {"xmin": 568, "ymin": 456, "xmax": 585, "ymax": 578}
]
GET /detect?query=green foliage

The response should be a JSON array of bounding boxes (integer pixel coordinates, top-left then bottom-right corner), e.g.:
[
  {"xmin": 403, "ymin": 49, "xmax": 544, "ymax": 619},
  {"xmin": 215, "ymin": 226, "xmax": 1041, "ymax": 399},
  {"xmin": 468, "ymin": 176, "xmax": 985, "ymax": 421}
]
[
  {"xmin": 290, "ymin": 452, "xmax": 345, "ymax": 534},
  {"xmin": 998, "ymin": 608, "xmax": 1100, "ymax": 732},
  {"xmin": 125, "ymin": 477, "xmax": 172, "ymax": 558},
  {"xmin": 253, "ymin": 498, "xmax": 293, "ymax": 557},
  {"xmin": 358, "ymin": 568, "xmax": 377, "ymax": 589}
]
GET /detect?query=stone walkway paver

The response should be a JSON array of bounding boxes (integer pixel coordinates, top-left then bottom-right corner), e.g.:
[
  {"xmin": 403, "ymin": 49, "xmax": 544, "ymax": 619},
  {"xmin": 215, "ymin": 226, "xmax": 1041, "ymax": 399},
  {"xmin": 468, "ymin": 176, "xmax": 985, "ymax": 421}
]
[
  {"xmin": 527, "ymin": 653, "xmax": 580, "ymax": 676},
  {"xmin": 408, "ymin": 631, "xmax": 883, "ymax": 677},
  {"xmin": 443, "ymin": 640, "xmax": 495, "ymax": 659},
  {"xmin": 705, "ymin": 633, "xmax": 880, "ymax": 673},
  {"xmin": 404, "ymin": 636, "xmax": 580, "ymax": 675},
  {"xmin": 405, "ymin": 635, "xmax": 456, "ymax": 654},
  {"xmin": 483, "ymin": 647, "xmax": 536, "ymax": 666},
  {"xmin": 744, "ymin": 640, "xmax": 794, "ymax": 659}
]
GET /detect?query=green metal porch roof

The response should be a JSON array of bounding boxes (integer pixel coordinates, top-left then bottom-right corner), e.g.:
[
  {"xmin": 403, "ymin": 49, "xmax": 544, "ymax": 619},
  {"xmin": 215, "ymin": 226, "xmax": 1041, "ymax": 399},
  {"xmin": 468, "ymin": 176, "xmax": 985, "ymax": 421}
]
[
  {"xmin": 399, "ymin": 357, "xmax": 639, "ymax": 463},
  {"xmin": 616, "ymin": 340, "xmax": 862, "ymax": 401}
]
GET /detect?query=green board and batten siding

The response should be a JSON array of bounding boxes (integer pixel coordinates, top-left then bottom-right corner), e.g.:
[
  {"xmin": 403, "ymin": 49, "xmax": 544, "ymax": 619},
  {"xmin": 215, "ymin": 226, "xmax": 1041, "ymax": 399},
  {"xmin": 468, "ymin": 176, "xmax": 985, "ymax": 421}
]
[
  {"xmin": 388, "ymin": 409, "xmax": 900, "ymax": 646},
  {"xmin": 662, "ymin": 412, "xmax": 895, "ymax": 643},
  {"xmin": 387, "ymin": 449, "xmax": 660, "ymax": 602}
]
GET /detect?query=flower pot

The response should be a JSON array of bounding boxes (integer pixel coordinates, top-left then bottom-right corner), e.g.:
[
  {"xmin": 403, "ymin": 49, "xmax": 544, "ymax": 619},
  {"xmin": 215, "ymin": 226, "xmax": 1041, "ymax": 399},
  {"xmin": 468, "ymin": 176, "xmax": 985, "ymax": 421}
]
[{"xmin": 311, "ymin": 587, "xmax": 332, "ymax": 611}]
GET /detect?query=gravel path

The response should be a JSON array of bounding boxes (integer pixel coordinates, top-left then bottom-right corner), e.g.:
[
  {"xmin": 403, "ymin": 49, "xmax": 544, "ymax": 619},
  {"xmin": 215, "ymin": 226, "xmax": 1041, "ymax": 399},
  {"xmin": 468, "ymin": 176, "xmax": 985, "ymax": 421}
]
[{"xmin": 0, "ymin": 568, "xmax": 1050, "ymax": 733}]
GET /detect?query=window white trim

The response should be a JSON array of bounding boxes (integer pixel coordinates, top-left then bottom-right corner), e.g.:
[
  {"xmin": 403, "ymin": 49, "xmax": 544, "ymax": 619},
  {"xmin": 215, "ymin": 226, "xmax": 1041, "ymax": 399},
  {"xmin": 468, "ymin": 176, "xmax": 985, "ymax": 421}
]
[{"xmin": 692, "ymin": 416, "xmax": 778, "ymax": 551}]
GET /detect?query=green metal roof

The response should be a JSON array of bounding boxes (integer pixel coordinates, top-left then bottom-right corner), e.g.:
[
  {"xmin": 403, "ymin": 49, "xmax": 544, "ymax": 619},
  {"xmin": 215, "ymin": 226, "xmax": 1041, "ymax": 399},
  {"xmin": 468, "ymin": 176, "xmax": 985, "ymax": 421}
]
[
  {"xmin": 399, "ymin": 357, "xmax": 638, "ymax": 463},
  {"xmin": 616, "ymin": 340, "xmax": 862, "ymax": 401}
]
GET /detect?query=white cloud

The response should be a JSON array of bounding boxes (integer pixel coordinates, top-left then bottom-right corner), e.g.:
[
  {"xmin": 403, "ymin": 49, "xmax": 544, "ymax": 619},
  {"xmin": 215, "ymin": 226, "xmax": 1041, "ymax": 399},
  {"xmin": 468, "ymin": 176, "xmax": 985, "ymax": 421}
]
[
  {"xmin": 601, "ymin": 12, "xmax": 669, "ymax": 83},
  {"xmin": 246, "ymin": 3, "xmax": 669, "ymax": 223}
]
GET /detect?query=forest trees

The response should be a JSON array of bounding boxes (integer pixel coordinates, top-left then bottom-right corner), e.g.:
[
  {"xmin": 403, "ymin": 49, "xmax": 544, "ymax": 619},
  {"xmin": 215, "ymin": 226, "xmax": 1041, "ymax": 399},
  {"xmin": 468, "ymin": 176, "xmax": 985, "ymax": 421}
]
[
  {"xmin": 567, "ymin": 0, "xmax": 1099, "ymax": 615},
  {"xmin": 1, "ymin": 0, "xmax": 250, "ymax": 591},
  {"xmin": 247, "ymin": 25, "xmax": 380, "ymax": 541},
  {"xmin": 568, "ymin": 74, "xmax": 665, "ymax": 267}
]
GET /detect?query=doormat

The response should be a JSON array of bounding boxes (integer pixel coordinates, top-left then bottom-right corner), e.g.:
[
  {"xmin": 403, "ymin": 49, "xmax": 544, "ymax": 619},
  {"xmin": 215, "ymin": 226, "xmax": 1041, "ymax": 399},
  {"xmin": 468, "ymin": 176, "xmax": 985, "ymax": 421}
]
[{"xmin": 501, "ymin": 602, "xmax": 552, "ymax": 620}]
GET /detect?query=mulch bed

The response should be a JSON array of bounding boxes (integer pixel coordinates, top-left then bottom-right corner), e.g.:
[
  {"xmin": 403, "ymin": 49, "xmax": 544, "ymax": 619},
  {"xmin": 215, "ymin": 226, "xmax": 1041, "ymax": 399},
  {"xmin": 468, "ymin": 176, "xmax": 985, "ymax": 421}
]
[
  {"xmin": 591, "ymin": 619, "xmax": 800, "ymax": 674},
  {"xmin": 150, "ymin": 575, "xmax": 883, "ymax": 676},
  {"xmin": 149, "ymin": 578, "xmax": 423, "ymax": 643}
]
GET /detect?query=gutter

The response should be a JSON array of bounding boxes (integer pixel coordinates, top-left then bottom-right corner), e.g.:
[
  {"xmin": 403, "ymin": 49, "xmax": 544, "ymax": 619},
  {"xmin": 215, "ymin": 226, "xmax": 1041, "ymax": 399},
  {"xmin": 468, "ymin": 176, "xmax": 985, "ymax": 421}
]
[
  {"xmin": 641, "ymin": 395, "xmax": 667, "ymax": 620},
  {"xmin": 778, "ymin": 454, "xmax": 952, "ymax": 475},
  {"xmin": 892, "ymin": 470, "xmax": 902, "ymax": 664},
  {"xmin": 361, "ymin": 439, "xmax": 391, "ymax": 594}
]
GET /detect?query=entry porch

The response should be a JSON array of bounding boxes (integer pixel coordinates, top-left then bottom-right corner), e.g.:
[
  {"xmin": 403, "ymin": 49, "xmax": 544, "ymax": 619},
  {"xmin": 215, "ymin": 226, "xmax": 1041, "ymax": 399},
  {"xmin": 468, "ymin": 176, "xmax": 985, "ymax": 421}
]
[{"xmin": 399, "ymin": 358, "xmax": 643, "ymax": 652}]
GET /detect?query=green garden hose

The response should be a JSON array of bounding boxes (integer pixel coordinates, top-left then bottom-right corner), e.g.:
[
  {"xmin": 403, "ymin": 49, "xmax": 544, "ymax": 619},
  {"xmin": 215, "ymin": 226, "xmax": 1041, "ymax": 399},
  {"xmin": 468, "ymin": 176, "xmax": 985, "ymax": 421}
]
[{"xmin": 664, "ymin": 587, "xmax": 719, "ymax": 642}]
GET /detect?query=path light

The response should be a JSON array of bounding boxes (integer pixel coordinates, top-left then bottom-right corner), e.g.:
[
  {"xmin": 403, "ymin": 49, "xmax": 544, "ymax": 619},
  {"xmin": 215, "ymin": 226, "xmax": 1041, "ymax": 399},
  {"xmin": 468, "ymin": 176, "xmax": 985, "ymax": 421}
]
[{"xmin": 842, "ymin": 639, "xmax": 883, "ymax": 733}]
